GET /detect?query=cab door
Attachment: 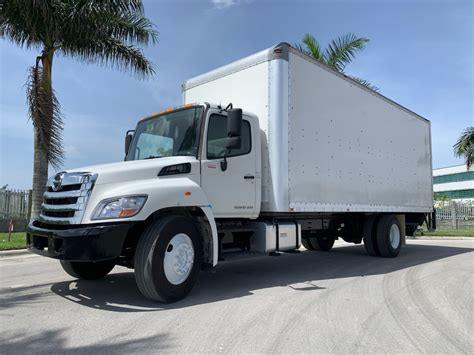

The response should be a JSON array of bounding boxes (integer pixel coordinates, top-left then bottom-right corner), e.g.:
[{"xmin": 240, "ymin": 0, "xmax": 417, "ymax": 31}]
[{"xmin": 200, "ymin": 111, "xmax": 257, "ymax": 218}]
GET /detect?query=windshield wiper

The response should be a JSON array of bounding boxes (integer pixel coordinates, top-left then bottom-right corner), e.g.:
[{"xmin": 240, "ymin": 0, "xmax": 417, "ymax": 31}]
[{"xmin": 144, "ymin": 155, "xmax": 163, "ymax": 160}]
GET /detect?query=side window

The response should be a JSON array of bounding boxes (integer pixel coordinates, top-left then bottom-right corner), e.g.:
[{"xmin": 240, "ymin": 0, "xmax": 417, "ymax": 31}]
[{"xmin": 207, "ymin": 114, "xmax": 251, "ymax": 159}]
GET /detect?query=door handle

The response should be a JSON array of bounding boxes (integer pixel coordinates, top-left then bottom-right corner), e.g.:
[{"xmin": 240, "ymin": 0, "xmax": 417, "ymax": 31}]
[{"xmin": 244, "ymin": 175, "xmax": 255, "ymax": 180}]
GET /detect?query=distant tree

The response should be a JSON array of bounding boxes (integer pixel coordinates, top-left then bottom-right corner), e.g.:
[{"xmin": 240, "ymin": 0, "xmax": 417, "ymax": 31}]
[
  {"xmin": 453, "ymin": 127, "xmax": 474, "ymax": 170},
  {"xmin": 296, "ymin": 33, "xmax": 379, "ymax": 92},
  {"xmin": 0, "ymin": 0, "xmax": 158, "ymax": 220},
  {"xmin": 434, "ymin": 193, "xmax": 449, "ymax": 208}
]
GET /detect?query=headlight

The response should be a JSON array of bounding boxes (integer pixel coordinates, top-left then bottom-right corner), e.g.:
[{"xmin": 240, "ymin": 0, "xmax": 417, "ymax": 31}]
[{"xmin": 92, "ymin": 195, "xmax": 147, "ymax": 220}]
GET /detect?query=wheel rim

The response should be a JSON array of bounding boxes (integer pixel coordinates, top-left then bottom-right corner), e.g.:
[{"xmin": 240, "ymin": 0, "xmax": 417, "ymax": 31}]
[
  {"xmin": 163, "ymin": 233, "xmax": 195, "ymax": 285},
  {"xmin": 389, "ymin": 224, "xmax": 400, "ymax": 249}
]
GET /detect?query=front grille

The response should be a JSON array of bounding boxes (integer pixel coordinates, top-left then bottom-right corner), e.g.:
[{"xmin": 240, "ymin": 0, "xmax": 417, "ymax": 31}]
[
  {"xmin": 45, "ymin": 197, "xmax": 78, "ymax": 205},
  {"xmin": 39, "ymin": 172, "xmax": 97, "ymax": 225},
  {"xmin": 47, "ymin": 184, "xmax": 82, "ymax": 192}
]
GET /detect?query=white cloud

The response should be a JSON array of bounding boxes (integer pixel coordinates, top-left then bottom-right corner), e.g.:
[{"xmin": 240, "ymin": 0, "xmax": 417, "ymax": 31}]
[
  {"xmin": 210, "ymin": 0, "xmax": 252, "ymax": 10},
  {"xmin": 211, "ymin": 0, "xmax": 236, "ymax": 9}
]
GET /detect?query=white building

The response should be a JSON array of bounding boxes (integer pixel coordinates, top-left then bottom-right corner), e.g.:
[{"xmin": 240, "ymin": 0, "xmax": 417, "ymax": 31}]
[{"xmin": 433, "ymin": 164, "xmax": 474, "ymax": 201}]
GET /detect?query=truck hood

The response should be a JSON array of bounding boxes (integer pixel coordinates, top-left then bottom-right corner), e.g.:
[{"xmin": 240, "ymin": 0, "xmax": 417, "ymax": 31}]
[{"xmin": 66, "ymin": 156, "xmax": 199, "ymax": 185}]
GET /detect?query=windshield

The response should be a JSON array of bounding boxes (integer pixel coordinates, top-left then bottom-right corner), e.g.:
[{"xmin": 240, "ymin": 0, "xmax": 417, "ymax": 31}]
[{"xmin": 126, "ymin": 106, "xmax": 203, "ymax": 161}]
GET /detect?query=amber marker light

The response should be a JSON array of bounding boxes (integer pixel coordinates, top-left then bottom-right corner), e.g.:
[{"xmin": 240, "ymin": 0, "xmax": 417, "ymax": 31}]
[
  {"xmin": 184, "ymin": 191, "xmax": 192, "ymax": 196},
  {"xmin": 118, "ymin": 208, "xmax": 140, "ymax": 217}
]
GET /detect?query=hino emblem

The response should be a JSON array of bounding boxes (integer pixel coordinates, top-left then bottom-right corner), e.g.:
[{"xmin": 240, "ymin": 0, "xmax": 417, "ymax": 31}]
[{"xmin": 52, "ymin": 172, "xmax": 65, "ymax": 191}]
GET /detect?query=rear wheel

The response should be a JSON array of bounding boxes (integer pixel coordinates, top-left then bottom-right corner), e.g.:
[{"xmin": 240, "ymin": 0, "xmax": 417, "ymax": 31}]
[
  {"xmin": 134, "ymin": 215, "xmax": 202, "ymax": 303},
  {"xmin": 309, "ymin": 235, "xmax": 335, "ymax": 251},
  {"xmin": 301, "ymin": 236, "xmax": 315, "ymax": 250},
  {"xmin": 60, "ymin": 260, "xmax": 115, "ymax": 280},
  {"xmin": 363, "ymin": 215, "xmax": 380, "ymax": 256},
  {"xmin": 376, "ymin": 215, "xmax": 402, "ymax": 258}
]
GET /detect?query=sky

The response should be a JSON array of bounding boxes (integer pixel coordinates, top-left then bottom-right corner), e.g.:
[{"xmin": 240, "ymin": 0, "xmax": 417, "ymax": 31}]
[{"xmin": 0, "ymin": 0, "xmax": 473, "ymax": 189}]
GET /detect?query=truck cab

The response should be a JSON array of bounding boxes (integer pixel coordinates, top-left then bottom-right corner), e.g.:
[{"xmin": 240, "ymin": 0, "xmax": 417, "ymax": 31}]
[{"xmin": 125, "ymin": 104, "xmax": 262, "ymax": 218}]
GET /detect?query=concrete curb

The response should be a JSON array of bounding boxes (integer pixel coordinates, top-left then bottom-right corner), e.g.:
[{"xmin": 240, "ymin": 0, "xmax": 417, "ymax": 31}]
[
  {"xmin": 407, "ymin": 236, "xmax": 473, "ymax": 240},
  {"xmin": 0, "ymin": 248, "xmax": 30, "ymax": 258}
]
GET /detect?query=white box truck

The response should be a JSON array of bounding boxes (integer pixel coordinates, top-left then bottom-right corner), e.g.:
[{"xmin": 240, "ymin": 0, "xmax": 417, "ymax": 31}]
[{"xmin": 27, "ymin": 43, "xmax": 433, "ymax": 303}]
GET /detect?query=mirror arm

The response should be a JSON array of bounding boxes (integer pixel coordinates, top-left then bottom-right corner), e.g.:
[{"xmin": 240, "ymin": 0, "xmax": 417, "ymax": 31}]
[{"xmin": 220, "ymin": 149, "xmax": 230, "ymax": 171}]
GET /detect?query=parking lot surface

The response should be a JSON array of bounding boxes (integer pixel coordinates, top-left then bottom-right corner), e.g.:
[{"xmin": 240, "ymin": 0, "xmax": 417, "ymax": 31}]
[{"xmin": 1, "ymin": 239, "xmax": 473, "ymax": 354}]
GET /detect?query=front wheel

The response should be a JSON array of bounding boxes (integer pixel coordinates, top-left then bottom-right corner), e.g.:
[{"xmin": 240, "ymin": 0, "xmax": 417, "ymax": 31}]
[
  {"xmin": 60, "ymin": 260, "xmax": 115, "ymax": 280},
  {"xmin": 134, "ymin": 215, "xmax": 202, "ymax": 303}
]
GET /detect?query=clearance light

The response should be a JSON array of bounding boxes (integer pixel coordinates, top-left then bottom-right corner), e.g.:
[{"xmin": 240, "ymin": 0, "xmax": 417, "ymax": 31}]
[{"xmin": 139, "ymin": 104, "xmax": 200, "ymax": 122}]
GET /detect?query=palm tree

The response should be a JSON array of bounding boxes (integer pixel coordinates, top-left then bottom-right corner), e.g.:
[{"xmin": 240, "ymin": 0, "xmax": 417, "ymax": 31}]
[
  {"xmin": 453, "ymin": 127, "xmax": 474, "ymax": 169},
  {"xmin": 296, "ymin": 33, "xmax": 379, "ymax": 91},
  {"xmin": 0, "ymin": 0, "xmax": 158, "ymax": 220}
]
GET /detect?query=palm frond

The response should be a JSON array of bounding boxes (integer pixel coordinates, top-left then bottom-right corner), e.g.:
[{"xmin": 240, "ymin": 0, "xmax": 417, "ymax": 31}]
[
  {"xmin": 60, "ymin": 36, "xmax": 155, "ymax": 77},
  {"xmin": 293, "ymin": 43, "xmax": 310, "ymax": 56},
  {"xmin": 26, "ymin": 64, "xmax": 64, "ymax": 169},
  {"xmin": 69, "ymin": 0, "xmax": 145, "ymax": 16},
  {"xmin": 301, "ymin": 33, "xmax": 325, "ymax": 63},
  {"xmin": 453, "ymin": 127, "xmax": 474, "ymax": 169},
  {"xmin": 325, "ymin": 33, "xmax": 369, "ymax": 71},
  {"xmin": 348, "ymin": 75, "xmax": 380, "ymax": 92},
  {"xmin": 0, "ymin": 0, "xmax": 55, "ymax": 48},
  {"xmin": 63, "ymin": 8, "xmax": 158, "ymax": 46},
  {"xmin": 57, "ymin": 0, "xmax": 157, "ymax": 76},
  {"xmin": 465, "ymin": 146, "xmax": 474, "ymax": 170},
  {"xmin": 105, "ymin": 12, "xmax": 158, "ymax": 45}
]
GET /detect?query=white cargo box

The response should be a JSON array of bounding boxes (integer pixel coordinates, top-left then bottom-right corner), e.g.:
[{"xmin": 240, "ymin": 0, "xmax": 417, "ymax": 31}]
[{"xmin": 183, "ymin": 43, "xmax": 433, "ymax": 214}]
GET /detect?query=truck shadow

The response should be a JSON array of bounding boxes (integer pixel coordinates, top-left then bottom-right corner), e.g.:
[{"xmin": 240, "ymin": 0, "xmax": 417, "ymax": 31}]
[{"xmin": 50, "ymin": 242, "xmax": 473, "ymax": 312}]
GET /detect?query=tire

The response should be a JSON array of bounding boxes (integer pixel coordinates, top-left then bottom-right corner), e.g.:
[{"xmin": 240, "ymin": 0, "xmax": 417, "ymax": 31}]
[
  {"xmin": 60, "ymin": 260, "xmax": 115, "ymax": 280},
  {"xmin": 363, "ymin": 215, "xmax": 380, "ymax": 256},
  {"xmin": 376, "ymin": 215, "xmax": 402, "ymax": 258},
  {"xmin": 309, "ymin": 236, "xmax": 335, "ymax": 251},
  {"xmin": 134, "ymin": 215, "xmax": 202, "ymax": 303},
  {"xmin": 301, "ymin": 236, "xmax": 315, "ymax": 250}
]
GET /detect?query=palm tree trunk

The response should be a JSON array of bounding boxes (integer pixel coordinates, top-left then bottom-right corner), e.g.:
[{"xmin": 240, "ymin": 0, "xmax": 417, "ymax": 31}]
[
  {"xmin": 30, "ymin": 51, "xmax": 54, "ymax": 222},
  {"xmin": 30, "ymin": 132, "xmax": 48, "ymax": 221}
]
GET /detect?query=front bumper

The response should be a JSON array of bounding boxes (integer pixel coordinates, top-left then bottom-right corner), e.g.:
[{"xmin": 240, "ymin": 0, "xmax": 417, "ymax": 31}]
[{"xmin": 26, "ymin": 221, "xmax": 132, "ymax": 261}]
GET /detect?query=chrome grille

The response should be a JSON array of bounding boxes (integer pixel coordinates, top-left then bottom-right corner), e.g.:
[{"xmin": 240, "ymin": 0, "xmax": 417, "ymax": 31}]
[
  {"xmin": 47, "ymin": 184, "xmax": 82, "ymax": 192},
  {"xmin": 39, "ymin": 172, "xmax": 97, "ymax": 225}
]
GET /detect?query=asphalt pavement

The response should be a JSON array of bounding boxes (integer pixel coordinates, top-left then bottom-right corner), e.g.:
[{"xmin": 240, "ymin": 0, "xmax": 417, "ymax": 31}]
[{"xmin": 1, "ymin": 239, "xmax": 473, "ymax": 354}]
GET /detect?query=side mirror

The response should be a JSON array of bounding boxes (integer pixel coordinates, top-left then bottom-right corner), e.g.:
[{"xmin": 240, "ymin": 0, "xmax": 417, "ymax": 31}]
[
  {"xmin": 226, "ymin": 108, "xmax": 242, "ymax": 150},
  {"xmin": 226, "ymin": 136, "xmax": 241, "ymax": 151},
  {"xmin": 125, "ymin": 131, "xmax": 134, "ymax": 156}
]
